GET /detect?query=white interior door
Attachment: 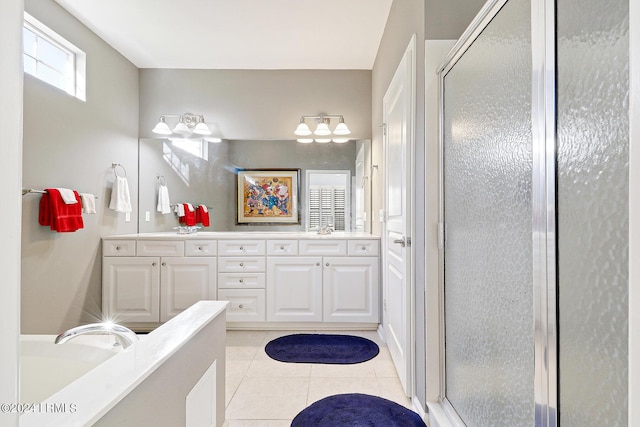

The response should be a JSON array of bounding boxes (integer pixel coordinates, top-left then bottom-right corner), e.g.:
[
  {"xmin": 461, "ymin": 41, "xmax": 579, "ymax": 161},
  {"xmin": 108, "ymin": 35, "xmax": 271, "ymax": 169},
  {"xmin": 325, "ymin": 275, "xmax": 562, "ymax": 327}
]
[{"xmin": 383, "ymin": 35, "xmax": 415, "ymax": 396}]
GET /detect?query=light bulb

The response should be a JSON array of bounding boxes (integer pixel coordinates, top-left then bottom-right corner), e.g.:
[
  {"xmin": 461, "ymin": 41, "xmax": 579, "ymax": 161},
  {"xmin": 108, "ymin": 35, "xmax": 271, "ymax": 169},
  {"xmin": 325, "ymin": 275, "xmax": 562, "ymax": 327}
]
[
  {"xmin": 173, "ymin": 121, "xmax": 191, "ymax": 136},
  {"xmin": 297, "ymin": 138, "xmax": 314, "ymax": 144},
  {"xmin": 192, "ymin": 117, "xmax": 212, "ymax": 135},
  {"xmin": 294, "ymin": 120, "xmax": 312, "ymax": 136},
  {"xmin": 152, "ymin": 117, "xmax": 172, "ymax": 135},
  {"xmin": 333, "ymin": 120, "xmax": 351, "ymax": 136},
  {"xmin": 314, "ymin": 121, "xmax": 331, "ymax": 136}
]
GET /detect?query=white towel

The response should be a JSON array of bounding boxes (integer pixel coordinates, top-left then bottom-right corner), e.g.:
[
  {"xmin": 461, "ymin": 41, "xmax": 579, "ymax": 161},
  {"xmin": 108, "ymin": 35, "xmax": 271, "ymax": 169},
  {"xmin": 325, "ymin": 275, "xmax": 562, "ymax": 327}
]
[
  {"xmin": 185, "ymin": 203, "xmax": 194, "ymax": 212},
  {"xmin": 157, "ymin": 185, "xmax": 171, "ymax": 214},
  {"xmin": 80, "ymin": 193, "xmax": 96, "ymax": 214},
  {"xmin": 56, "ymin": 188, "xmax": 78, "ymax": 204},
  {"xmin": 109, "ymin": 176, "xmax": 132, "ymax": 213},
  {"xmin": 175, "ymin": 203, "xmax": 185, "ymax": 217}
]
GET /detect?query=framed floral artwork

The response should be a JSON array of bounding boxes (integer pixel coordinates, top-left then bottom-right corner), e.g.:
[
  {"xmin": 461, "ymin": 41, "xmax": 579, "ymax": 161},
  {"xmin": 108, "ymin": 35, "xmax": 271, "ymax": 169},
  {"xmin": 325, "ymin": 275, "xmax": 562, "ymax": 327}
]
[{"xmin": 236, "ymin": 169, "xmax": 300, "ymax": 224}]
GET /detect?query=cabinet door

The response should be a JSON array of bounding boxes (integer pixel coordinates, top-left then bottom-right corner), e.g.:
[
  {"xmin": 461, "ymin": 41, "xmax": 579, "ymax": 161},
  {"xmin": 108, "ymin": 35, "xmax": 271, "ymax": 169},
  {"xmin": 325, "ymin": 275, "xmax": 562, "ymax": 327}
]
[
  {"xmin": 160, "ymin": 257, "xmax": 217, "ymax": 322},
  {"xmin": 323, "ymin": 257, "xmax": 379, "ymax": 323},
  {"xmin": 267, "ymin": 257, "xmax": 323, "ymax": 322},
  {"xmin": 102, "ymin": 257, "xmax": 160, "ymax": 323}
]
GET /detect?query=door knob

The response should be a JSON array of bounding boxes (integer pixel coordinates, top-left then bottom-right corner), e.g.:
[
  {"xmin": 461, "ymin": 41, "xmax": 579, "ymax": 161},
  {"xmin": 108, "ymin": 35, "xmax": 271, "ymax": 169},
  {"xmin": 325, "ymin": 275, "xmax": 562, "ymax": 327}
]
[{"xmin": 393, "ymin": 238, "xmax": 406, "ymax": 247}]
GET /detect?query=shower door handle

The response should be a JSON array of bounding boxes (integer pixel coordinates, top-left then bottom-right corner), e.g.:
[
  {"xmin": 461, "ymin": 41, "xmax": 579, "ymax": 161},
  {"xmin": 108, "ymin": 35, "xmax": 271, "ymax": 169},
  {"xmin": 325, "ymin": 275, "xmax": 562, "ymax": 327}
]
[{"xmin": 393, "ymin": 237, "xmax": 406, "ymax": 247}]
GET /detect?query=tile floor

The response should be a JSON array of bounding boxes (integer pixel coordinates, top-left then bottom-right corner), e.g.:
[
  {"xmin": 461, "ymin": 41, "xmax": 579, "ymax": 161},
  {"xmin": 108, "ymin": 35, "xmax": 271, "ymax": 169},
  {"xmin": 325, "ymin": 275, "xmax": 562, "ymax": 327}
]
[{"xmin": 222, "ymin": 330, "xmax": 413, "ymax": 426}]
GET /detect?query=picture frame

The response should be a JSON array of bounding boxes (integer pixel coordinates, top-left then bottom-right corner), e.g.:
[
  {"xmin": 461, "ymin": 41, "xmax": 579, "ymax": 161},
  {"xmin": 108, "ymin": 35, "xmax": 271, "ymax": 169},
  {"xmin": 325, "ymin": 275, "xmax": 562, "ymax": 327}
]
[{"xmin": 236, "ymin": 169, "xmax": 300, "ymax": 224}]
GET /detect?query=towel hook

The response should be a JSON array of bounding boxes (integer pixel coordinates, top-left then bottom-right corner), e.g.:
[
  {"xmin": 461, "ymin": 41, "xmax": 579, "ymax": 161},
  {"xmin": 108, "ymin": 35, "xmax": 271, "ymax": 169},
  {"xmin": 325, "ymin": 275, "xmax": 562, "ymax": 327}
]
[
  {"xmin": 111, "ymin": 163, "xmax": 127, "ymax": 178},
  {"xmin": 157, "ymin": 175, "xmax": 167, "ymax": 186}
]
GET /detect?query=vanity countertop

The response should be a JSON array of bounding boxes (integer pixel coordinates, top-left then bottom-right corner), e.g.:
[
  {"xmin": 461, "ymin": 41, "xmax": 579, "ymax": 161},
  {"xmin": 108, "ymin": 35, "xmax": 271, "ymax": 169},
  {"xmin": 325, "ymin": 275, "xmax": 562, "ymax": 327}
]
[{"xmin": 103, "ymin": 231, "xmax": 381, "ymax": 240}]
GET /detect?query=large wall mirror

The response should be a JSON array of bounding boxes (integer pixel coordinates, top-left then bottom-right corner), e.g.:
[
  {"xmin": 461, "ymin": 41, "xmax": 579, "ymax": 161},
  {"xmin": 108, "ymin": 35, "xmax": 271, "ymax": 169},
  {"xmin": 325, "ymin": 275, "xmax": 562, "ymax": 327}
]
[{"xmin": 138, "ymin": 138, "xmax": 372, "ymax": 233}]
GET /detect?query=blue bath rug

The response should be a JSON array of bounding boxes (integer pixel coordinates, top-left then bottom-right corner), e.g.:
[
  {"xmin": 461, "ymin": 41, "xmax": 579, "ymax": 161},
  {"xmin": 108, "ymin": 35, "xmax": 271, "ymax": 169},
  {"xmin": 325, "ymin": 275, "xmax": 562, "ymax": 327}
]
[
  {"xmin": 291, "ymin": 393, "xmax": 426, "ymax": 427},
  {"xmin": 265, "ymin": 334, "xmax": 379, "ymax": 364}
]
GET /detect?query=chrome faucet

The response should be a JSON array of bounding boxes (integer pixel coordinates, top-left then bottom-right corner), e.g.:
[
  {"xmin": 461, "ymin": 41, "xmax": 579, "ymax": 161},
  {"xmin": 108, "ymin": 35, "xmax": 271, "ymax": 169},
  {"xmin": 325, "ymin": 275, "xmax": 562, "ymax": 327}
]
[
  {"xmin": 317, "ymin": 225, "xmax": 334, "ymax": 235},
  {"xmin": 55, "ymin": 322, "xmax": 139, "ymax": 349}
]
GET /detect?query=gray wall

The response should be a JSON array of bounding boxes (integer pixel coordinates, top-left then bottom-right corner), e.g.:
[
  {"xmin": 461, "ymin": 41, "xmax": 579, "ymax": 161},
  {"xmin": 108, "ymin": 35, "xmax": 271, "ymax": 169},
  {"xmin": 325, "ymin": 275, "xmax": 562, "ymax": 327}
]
[
  {"xmin": 425, "ymin": 0, "xmax": 487, "ymax": 39},
  {"xmin": 21, "ymin": 0, "xmax": 139, "ymax": 333},
  {"xmin": 138, "ymin": 139, "xmax": 357, "ymax": 232},
  {"xmin": 139, "ymin": 69, "xmax": 372, "ymax": 140},
  {"xmin": 1, "ymin": 0, "xmax": 23, "ymax": 424}
]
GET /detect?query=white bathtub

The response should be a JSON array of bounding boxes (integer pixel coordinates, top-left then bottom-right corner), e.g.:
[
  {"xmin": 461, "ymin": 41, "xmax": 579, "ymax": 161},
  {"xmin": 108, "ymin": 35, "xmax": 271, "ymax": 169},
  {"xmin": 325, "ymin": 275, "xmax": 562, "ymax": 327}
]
[
  {"xmin": 20, "ymin": 301, "xmax": 227, "ymax": 427},
  {"xmin": 20, "ymin": 335, "xmax": 123, "ymax": 403}
]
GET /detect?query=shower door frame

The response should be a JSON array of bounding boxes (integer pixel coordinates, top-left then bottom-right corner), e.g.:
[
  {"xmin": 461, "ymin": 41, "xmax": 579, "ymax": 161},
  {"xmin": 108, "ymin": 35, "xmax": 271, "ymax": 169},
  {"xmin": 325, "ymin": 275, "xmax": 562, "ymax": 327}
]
[{"xmin": 435, "ymin": 0, "xmax": 558, "ymax": 425}]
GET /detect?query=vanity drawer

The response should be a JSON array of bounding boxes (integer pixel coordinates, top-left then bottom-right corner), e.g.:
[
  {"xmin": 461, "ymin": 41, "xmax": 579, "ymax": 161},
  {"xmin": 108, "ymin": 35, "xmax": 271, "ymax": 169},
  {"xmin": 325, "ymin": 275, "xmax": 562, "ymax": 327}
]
[
  {"xmin": 218, "ymin": 256, "xmax": 266, "ymax": 273},
  {"xmin": 218, "ymin": 289, "xmax": 266, "ymax": 322},
  {"xmin": 218, "ymin": 273, "xmax": 265, "ymax": 289},
  {"xmin": 348, "ymin": 240, "xmax": 379, "ymax": 256},
  {"xmin": 218, "ymin": 240, "xmax": 266, "ymax": 256},
  {"xmin": 136, "ymin": 240, "xmax": 185, "ymax": 257},
  {"xmin": 103, "ymin": 240, "xmax": 136, "ymax": 256},
  {"xmin": 266, "ymin": 240, "xmax": 299, "ymax": 256},
  {"xmin": 299, "ymin": 240, "xmax": 347, "ymax": 256},
  {"xmin": 185, "ymin": 240, "xmax": 217, "ymax": 256}
]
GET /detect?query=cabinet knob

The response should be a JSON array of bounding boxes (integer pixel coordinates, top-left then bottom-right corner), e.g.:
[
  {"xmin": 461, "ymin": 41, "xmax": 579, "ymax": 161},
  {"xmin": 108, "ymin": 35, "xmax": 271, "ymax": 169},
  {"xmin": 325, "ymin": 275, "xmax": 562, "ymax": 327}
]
[
  {"xmin": 362, "ymin": 246, "xmax": 367, "ymax": 251},
  {"xmin": 239, "ymin": 246, "xmax": 244, "ymax": 251},
  {"xmin": 162, "ymin": 262, "xmax": 166, "ymax": 266},
  {"xmin": 115, "ymin": 246, "xmax": 121, "ymax": 251},
  {"xmin": 316, "ymin": 262, "xmax": 321, "ymax": 266},
  {"xmin": 326, "ymin": 262, "xmax": 330, "ymax": 267},
  {"xmin": 152, "ymin": 262, "xmax": 157, "ymax": 266},
  {"xmin": 198, "ymin": 246, "xmax": 203, "ymax": 251},
  {"xmin": 280, "ymin": 245, "xmax": 285, "ymax": 250},
  {"xmin": 239, "ymin": 262, "xmax": 244, "ymax": 267},
  {"xmin": 238, "ymin": 304, "xmax": 244, "ymax": 309},
  {"xmin": 239, "ymin": 279, "xmax": 244, "ymax": 283}
]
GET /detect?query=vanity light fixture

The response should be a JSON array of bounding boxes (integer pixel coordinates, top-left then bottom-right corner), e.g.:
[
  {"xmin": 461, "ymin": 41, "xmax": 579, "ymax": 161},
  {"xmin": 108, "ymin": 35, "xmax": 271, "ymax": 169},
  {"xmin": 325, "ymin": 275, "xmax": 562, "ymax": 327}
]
[
  {"xmin": 152, "ymin": 113, "xmax": 212, "ymax": 137},
  {"xmin": 294, "ymin": 113, "xmax": 351, "ymax": 143}
]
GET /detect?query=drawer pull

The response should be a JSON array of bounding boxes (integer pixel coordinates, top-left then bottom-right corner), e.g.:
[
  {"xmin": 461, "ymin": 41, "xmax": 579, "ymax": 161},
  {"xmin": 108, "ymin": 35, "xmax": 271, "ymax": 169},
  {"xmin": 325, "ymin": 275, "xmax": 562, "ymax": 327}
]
[
  {"xmin": 316, "ymin": 262, "xmax": 321, "ymax": 266},
  {"xmin": 238, "ymin": 304, "xmax": 244, "ymax": 309},
  {"xmin": 239, "ymin": 279, "xmax": 244, "ymax": 283},
  {"xmin": 280, "ymin": 245, "xmax": 285, "ymax": 250},
  {"xmin": 115, "ymin": 246, "xmax": 121, "ymax": 251},
  {"xmin": 239, "ymin": 262, "xmax": 244, "ymax": 267},
  {"xmin": 198, "ymin": 246, "xmax": 203, "ymax": 251},
  {"xmin": 162, "ymin": 262, "xmax": 166, "ymax": 266},
  {"xmin": 152, "ymin": 262, "xmax": 157, "ymax": 267},
  {"xmin": 326, "ymin": 262, "xmax": 330, "ymax": 267},
  {"xmin": 362, "ymin": 246, "xmax": 367, "ymax": 251},
  {"xmin": 239, "ymin": 246, "xmax": 244, "ymax": 251}
]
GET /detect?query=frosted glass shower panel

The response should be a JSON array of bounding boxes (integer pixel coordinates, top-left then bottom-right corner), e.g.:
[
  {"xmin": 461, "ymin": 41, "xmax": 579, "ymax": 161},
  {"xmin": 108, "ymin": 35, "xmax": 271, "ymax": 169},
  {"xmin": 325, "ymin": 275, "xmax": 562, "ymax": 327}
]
[
  {"xmin": 442, "ymin": 0, "xmax": 534, "ymax": 425},
  {"xmin": 556, "ymin": 0, "xmax": 629, "ymax": 424}
]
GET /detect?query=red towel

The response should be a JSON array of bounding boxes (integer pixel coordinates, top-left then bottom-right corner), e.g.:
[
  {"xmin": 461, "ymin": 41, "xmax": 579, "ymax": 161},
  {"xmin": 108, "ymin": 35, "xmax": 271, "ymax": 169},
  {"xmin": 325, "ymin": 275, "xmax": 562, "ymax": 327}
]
[
  {"xmin": 196, "ymin": 205, "xmax": 210, "ymax": 227},
  {"xmin": 39, "ymin": 189, "xmax": 84, "ymax": 232},
  {"xmin": 179, "ymin": 203, "xmax": 197, "ymax": 226}
]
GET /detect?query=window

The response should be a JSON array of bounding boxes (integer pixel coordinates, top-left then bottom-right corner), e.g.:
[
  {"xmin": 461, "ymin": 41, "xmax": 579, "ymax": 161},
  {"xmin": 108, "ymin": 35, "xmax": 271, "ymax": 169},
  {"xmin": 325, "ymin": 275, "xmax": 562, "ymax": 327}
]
[
  {"xmin": 23, "ymin": 12, "xmax": 86, "ymax": 101},
  {"xmin": 306, "ymin": 170, "xmax": 351, "ymax": 232}
]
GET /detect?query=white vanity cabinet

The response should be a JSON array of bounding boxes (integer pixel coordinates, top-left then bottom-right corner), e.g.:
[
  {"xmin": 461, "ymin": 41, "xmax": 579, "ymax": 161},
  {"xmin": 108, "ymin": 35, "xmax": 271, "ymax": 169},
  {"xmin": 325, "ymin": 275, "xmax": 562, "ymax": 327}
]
[
  {"xmin": 266, "ymin": 239, "xmax": 379, "ymax": 324},
  {"xmin": 102, "ymin": 240, "xmax": 216, "ymax": 327},
  {"xmin": 103, "ymin": 233, "xmax": 380, "ymax": 328},
  {"xmin": 217, "ymin": 240, "xmax": 266, "ymax": 322}
]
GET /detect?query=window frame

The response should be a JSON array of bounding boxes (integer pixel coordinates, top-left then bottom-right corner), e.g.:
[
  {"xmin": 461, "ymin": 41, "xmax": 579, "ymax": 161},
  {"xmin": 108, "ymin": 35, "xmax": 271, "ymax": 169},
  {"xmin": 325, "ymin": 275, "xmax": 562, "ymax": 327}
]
[{"xmin": 23, "ymin": 12, "xmax": 86, "ymax": 101}]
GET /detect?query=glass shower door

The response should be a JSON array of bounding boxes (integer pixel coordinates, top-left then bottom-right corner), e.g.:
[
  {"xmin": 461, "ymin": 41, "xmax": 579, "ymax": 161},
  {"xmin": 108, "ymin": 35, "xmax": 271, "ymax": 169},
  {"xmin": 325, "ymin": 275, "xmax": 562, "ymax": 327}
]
[
  {"xmin": 441, "ymin": 0, "xmax": 534, "ymax": 425},
  {"xmin": 556, "ymin": 0, "xmax": 629, "ymax": 424}
]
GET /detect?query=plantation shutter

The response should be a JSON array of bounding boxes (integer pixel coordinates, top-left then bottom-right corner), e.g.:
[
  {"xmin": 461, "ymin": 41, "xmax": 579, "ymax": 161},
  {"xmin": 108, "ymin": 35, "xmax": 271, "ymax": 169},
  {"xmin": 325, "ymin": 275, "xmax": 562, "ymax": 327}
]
[{"xmin": 308, "ymin": 185, "xmax": 346, "ymax": 231}]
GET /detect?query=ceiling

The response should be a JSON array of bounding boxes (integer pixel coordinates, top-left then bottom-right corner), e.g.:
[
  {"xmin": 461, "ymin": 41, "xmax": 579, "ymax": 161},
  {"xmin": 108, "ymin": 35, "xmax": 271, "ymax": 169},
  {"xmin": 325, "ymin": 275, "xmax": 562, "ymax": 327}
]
[{"xmin": 54, "ymin": 0, "xmax": 393, "ymax": 70}]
